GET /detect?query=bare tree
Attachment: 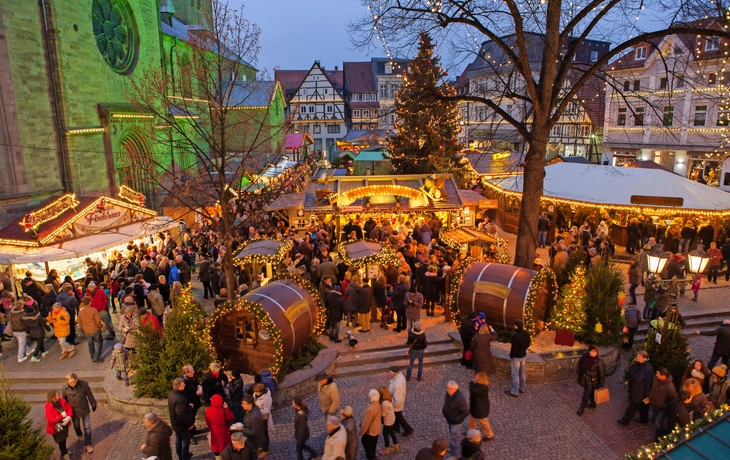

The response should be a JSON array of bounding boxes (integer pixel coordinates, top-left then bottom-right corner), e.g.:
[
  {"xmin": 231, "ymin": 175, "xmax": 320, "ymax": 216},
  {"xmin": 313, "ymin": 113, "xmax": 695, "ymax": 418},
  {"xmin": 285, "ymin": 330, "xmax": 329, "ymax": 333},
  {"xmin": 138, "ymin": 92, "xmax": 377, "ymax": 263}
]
[
  {"xmin": 127, "ymin": 1, "xmax": 288, "ymax": 294},
  {"xmin": 351, "ymin": 0, "xmax": 730, "ymax": 268}
]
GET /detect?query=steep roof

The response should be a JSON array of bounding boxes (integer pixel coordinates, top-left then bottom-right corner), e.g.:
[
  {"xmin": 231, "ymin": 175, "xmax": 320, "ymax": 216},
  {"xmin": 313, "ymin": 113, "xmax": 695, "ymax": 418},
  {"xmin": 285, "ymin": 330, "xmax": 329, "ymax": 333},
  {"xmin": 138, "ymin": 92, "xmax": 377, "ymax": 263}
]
[
  {"xmin": 285, "ymin": 133, "xmax": 314, "ymax": 150},
  {"xmin": 274, "ymin": 70, "xmax": 309, "ymax": 99},
  {"xmin": 343, "ymin": 62, "xmax": 378, "ymax": 92},
  {"xmin": 227, "ymin": 81, "xmax": 281, "ymax": 107},
  {"xmin": 371, "ymin": 57, "xmax": 410, "ymax": 76}
]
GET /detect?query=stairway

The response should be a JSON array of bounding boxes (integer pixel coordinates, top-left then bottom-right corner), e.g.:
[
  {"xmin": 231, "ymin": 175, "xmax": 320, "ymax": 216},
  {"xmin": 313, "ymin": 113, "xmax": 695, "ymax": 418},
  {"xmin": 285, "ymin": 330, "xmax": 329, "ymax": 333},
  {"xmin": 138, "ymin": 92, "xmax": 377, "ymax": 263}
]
[
  {"xmin": 635, "ymin": 307, "xmax": 727, "ymax": 342},
  {"xmin": 334, "ymin": 338, "xmax": 462, "ymax": 378},
  {"xmin": 5, "ymin": 371, "xmax": 107, "ymax": 406}
]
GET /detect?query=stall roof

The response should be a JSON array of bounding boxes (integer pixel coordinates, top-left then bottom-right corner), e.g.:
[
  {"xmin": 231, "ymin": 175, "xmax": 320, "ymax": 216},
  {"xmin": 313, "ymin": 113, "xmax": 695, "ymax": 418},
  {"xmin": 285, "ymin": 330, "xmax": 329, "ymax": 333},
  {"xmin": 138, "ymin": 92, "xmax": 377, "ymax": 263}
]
[
  {"xmin": 236, "ymin": 239, "xmax": 290, "ymax": 259},
  {"xmin": 488, "ymin": 163, "xmax": 730, "ymax": 212},
  {"xmin": 442, "ymin": 228, "xmax": 498, "ymax": 245},
  {"xmin": 258, "ymin": 159, "xmax": 300, "ymax": 180},
  {"xmin": 654, "ymin": 412, "xmax": 730, "ymax": 459},
  {"xmin": 0, "ymin": 217, "xmax": 176, "ymax": 264},
  {"xmin": 265, "ymin": 192, "xmax": 304, "ymax": 211},
  {"xmin": 462, "ymin": 151, "xmax": 524, "ymax": 177},
  {"xmin": 457, "ymin": 189, "xmax": 497, "ymax": 208},
  {"xmin": 300, "ymin": 173, "xmax": 464, "ymax": 213},
  {"xmin": 285, "ymin": 133, "xmax": 314, "ymax": 150}
]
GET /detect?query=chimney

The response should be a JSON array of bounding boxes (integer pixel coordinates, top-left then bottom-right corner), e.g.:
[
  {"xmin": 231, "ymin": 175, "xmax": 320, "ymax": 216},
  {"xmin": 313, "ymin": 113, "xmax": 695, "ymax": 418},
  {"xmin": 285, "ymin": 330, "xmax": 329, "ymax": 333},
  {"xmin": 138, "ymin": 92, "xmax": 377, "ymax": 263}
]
[
  {"xmin": 315, "ymin": 60, "xmax": 321, "ymax": 67},
  {"xmin": 335, "ymin": 65, "xmax": 338, "ymax": 72}
]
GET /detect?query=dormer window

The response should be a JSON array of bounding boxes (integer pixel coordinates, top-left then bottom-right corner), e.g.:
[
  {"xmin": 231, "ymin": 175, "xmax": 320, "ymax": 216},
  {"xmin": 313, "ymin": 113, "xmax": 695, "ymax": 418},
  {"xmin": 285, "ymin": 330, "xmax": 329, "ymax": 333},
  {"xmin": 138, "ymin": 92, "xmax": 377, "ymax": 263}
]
[
  {"xmin": 706, "ymin": 37, "xmax": 720, "ymax": 51},
  {"xmin": 385, "ymin": 65, "xmax": 392, "ymax": 74},
  {"xmin": 635, "ymin": 46, "xmax": 647, "ymax": 60}
]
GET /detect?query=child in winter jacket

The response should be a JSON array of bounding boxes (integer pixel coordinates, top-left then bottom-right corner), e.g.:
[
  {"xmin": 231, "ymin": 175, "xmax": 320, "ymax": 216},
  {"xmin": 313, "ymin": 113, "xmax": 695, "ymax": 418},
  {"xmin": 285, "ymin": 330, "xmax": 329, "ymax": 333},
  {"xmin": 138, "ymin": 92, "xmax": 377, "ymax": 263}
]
[
  {"xmin": 378, "ymin": 386, "xmax": 398, "ymax": 455},
  {"xmin": 691, "ymin": 274, "xmax": 702, "ymax": 301},
  {"xmin": 109, "ymin": 343, "xmax": 129, "ymax": 386}
]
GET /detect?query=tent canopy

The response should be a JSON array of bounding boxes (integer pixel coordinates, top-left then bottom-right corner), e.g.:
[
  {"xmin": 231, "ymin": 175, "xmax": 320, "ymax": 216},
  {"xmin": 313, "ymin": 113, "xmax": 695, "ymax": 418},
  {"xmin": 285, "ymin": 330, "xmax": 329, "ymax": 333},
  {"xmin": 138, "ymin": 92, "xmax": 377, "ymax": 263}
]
[
  {"xmin": 489, "ymin": 163, "xmax": 730, "ymax": 211},
  {"xmin": 441, "ymin": 228, "xmax": 498, "ymax": 245}
]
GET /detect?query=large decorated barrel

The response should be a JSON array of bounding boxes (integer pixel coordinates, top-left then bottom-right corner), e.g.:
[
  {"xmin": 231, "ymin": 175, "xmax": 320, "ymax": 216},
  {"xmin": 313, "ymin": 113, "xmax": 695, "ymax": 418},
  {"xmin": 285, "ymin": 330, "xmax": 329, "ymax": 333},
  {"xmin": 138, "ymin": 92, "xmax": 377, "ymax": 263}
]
[
  {"xmin": 208, "ymin": 277, "xmax": 325, "ymax": 376},
  {"xmin": 455, "ymin": 262, "xmax": 557, "ymax": 333}
]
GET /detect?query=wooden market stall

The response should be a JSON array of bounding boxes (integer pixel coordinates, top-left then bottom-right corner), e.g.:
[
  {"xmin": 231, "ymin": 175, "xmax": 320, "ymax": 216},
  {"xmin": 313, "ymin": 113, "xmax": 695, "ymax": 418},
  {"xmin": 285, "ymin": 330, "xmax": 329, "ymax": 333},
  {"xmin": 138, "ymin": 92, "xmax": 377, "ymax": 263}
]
[
  {"xmin": 234, "ymin": 238, "xmax": 294, "ymax": 282},
  {"xmin": 208, "ymin": 277, "xmax": 325, "ymax": 376}
]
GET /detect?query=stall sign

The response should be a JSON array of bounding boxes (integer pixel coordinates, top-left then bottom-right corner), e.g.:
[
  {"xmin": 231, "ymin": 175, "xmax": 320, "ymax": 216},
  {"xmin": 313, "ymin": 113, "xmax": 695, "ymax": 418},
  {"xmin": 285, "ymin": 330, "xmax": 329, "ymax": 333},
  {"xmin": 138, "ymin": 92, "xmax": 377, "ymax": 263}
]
[
  {"xmin": 367, "ymin": 264, "xmax": 380, "ymax": 279},
  {"xmin": 73, "ymin": 204, "xmax": 131, "ymax": 236},
  {"xmin": 630, "ymin": 195, "xmax": 684, "ymax": 207},
  {"xmin": 342, "ymin": 205, "xmax": 363, "ymax": 213},
  {"xmin": 284, "ymin": 298, "xmax": 309, "ymax": 323},
  {"xmin": 473, "ymin": 281, "xmax": 512, "ymax": 299}
]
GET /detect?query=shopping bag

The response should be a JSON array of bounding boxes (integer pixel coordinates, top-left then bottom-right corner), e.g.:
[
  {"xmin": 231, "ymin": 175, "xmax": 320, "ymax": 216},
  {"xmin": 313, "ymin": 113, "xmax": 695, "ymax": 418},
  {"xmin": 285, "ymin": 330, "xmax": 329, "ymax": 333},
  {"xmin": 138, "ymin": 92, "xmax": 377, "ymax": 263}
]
[{"xmin": 594, "ymin": 387, "xmax": 610, "ymax": 404}]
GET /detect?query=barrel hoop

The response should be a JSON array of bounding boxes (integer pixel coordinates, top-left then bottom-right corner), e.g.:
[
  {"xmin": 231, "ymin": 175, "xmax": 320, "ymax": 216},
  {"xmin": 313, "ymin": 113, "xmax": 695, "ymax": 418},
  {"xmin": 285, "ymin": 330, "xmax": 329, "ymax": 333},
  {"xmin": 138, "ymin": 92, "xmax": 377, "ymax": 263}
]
[
  {"xmin": 248, "ymin": 292, "xmax": 297, "ymax": 356},
  {"xmin": 278, "ymin": 282, "xmax": 313, "ymax": 326},
  {"xmin": 471, "ymin": 263, "xmax": 492, "ymax": 313},
  {"xmin": 503, "ymin": 269, "xmax": 521, "ymax": 329}
]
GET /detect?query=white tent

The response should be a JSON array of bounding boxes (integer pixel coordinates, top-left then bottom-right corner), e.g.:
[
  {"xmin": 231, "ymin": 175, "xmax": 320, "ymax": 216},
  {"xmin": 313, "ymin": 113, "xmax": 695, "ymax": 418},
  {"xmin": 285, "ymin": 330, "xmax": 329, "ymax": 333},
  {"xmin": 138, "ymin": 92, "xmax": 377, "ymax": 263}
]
[{"xmin": 489, "ymin": 163, "xmax": 730, "ymax": 212}]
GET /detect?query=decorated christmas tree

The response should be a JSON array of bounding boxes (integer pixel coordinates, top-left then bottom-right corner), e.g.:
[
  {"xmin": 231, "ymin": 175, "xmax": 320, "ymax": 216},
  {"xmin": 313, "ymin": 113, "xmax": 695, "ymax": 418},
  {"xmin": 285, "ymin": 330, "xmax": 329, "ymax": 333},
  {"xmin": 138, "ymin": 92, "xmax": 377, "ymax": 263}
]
[
  {"xmin": 389, "ymin": 31, "xmax": 465, "ymax": 181},
  {"xmin": 551, "ymin": 265, "xmax": 588, "ymax": 344},
  {"xmin": 582, "ymin": 259, "xmax": 625, "ymax": 346},
  {"xmin": 130, "ymin": 322, "xmax": 165, "ymax": 398}
]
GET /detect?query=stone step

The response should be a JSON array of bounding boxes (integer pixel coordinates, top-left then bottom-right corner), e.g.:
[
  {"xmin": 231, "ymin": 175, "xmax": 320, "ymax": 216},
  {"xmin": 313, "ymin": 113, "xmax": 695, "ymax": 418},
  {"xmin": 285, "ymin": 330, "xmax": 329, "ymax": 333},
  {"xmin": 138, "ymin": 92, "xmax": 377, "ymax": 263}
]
[
  {"xmin": 8, "ymin": 381, "xmax": 106, "ymax": 395},
  {"xmin": 4, "ymin": 371, "xmax": 107, "ymax": 385},
  {"xmin": 635, "ymin": 325, "xmax": 718, "ymax": 343},
  {"xmin": 636, "ymin": 316, "xmax": 726, "ymax": 333},
  {"xmin": 14, "ymin": 392, "xmax": 108, "ymax": 406},
  {"xmin": 333, "ymin": 353, "xmax": 462, "ymax": 379},
  {"xmin": 336, "ymin": 342, "xmax": 460, "ymax": 368},
  {"xmin": 337, "ymin": 338, "xmax": 453, "ymax": 357}
]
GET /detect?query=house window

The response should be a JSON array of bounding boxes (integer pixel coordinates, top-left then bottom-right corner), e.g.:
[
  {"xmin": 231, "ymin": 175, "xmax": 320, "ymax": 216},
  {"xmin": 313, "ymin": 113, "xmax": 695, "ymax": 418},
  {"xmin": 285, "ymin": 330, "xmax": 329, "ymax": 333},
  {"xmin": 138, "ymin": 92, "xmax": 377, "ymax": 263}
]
[
  {"xmin": 566, "ymin": 102, "xmax": 577, "ymax": 114},
  {"xmin": 581, "ymin": 125, "xmax": 591, "ymax": 136},
  {"xmin": 706, "ymin": 37, "xmax": 720, "ymax": 51},
  {"xmin": 633, "ymin": 80, "xmax": 641, "ymax": 91},
  {"xmin": 659, "ymin": 77, "xmax": 668, "ymax": 90},
  {"xmin": 623, "ymin": 81, "xmax": 630, "ymax": 91},
  {"xmin": 617, "ymin": 107, "xmax": 627, "ymax": 126},
  {"xmin": 708, "ymin": 73, "xmax": 718, "ymax": 86},
  {"xmin": 235, "ymin": 317, "xmax": 256, "ymax": 344},
  {"xmin": 353, "ymin": 110, "xmax": 361, "ymax": 118},
  {"xmin": 635, "ymin": 46, "xmax": 647, "ymax": 60},
  {"xmin": 385, "ymin": 64, "xmax": 392, "ymax": 74},
  {"xmin": 370, "ymin": 124, "xmax": 377, "ymax": 130},
  {"xmin": 379, "ymin": 84, "xmax": 387, "ymax": 98},
  {"xmin": 676, "ymin": 76, "xmax": 685, "ymax": 88},
  {"xmin": 717, "ymin": 107, "xmax": 730, "ymax": 126},
  {"xmin": 313, "ymin": 124, "xmax": 321, "ymax": 134},
  {"xmin": 551, "ymin": 125, "xmax": 562, "ymax": 136},
  {"xmin": 325, "ymin": 88, "xmax": 329, "ymax": 94},
  {"xmin": 476, "ymin": 107, "xmax": 486, "ymax": 121},
  {"xmin": 301, "ymin": 89, "xmax": 307, "ymax": 96},
  {"xmin": 326, "ymin": 138, "xmax": 335, "ymax": 152},
  {"xmin": 634, "ymin": 107, "xmax": 645, "ymax": 126},
  {"xmin": 365, "ymin": 110, "xmax": 372, "ymax": 118},
  {"xmin": 326, "ymin": 105, "xmax": 333, "ymax": 113},
  {"xmin": 663, "ymin": 106, "xmax": 674, "ymax": 126},
  {"xmin": 327, "ymin": 124, "xmax": 340, "ymax": 133},
  {"xmin": 694, "ymin": 105, "xmax": 707, "ymax": 126},
  {"xmin": 590, "ymin": 51, "xmax": 598, "ymax": 62},
  {"xmin": 301, "ymin": 125, "xmax": 309, "ymax": 133},
  {"xmin": 314, "ymin": 138, "xmax": 322, "ymax": 150}
]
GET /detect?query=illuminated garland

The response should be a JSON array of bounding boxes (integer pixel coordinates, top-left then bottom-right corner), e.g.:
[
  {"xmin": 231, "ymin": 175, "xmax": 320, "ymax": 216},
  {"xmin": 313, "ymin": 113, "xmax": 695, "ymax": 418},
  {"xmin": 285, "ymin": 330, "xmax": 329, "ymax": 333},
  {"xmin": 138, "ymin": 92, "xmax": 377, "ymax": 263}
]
[
  {"xmin": 267, "ymin": 272, "xmax": 327, "ymax": 337},
  {"xmin": 447, "ymin": 257, "xmax": 479, "ymax": 325},
  {"xmin": 336, "ymin": 238, "xmax": 401, "ymax": 270},
  {"xmin": 118, "ymin": 185, "xmax": 146, "ymax": 207},
  {"xmin": 439, "ymin": 234, "xmax": 510, "ymax": 265},
  {"xmin": 625, "ymin": 405, "xmax": 730, "ymax": 460},
  {"xmin": 233, "ymin": 238, "xmax": 294, "ymax": 269},
  {"xmin": 19, "ymin": 194, "xmax": 79, "ymax": 233},
  {"xmin": 524, "ymin": 268, "xmax": 559, "ymax": 338}
]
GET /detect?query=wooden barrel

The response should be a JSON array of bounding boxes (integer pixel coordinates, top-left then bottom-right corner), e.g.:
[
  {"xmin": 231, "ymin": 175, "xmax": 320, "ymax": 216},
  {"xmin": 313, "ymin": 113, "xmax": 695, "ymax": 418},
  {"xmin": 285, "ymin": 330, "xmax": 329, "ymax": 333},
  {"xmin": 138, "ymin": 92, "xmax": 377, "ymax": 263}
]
[
  {"xmin": 456, "ymin": 262, "xmax": 553, "ymax": 329},
  {"xmin": 211, "ymin": 279, "xmax": 319, "ymax": 375}
]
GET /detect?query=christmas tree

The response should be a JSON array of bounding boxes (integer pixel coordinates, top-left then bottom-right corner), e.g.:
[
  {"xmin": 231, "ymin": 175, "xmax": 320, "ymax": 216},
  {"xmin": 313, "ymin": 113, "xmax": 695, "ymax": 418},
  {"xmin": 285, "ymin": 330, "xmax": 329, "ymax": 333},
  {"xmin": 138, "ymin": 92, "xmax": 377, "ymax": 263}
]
[
  {"xmin": 389, "ymin": 31, "xmax": 465, "ymax": 181},
  {"xmin": 130, "ymin": 322, "xmax": 165, "ymax": 398},
  {"xmin": 0, "ymin": 367, "xmax": 54, "ymax": 459},
  {"xmin": 582, "ymin": 259, "xmax": 625, "ymax": 346},
  {"xmin": 551, "ymin": 264, "xmax": 587, "ymax": 336}
]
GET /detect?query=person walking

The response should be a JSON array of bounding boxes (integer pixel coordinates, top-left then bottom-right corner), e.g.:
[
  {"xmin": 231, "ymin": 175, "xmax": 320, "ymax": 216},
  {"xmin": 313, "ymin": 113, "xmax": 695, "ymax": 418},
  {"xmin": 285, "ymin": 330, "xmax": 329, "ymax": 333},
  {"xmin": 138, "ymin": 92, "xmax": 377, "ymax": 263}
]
[
  {"xmin": 442, "ymin": 381, "xmax": 469, "ymax": 458},
  {"xmin": 23, "ymin": 301, "xmax": 49, "ymax": 362},
  {"xmin": 44, "ymin": 390, "xmax": 73, "ymax": 460},
  {"xmin": 388, "ymin": 366, "xmax": 414, "ymax": 436},
  {"xmin": 623, "ymin": 303, "xmax": 641, "ymax": 350},
  {"xmin": 416, "ymin": 439, "xmax": 448, "ymax": 460},
  {"xmin": 628, "ymin": 258, "xmax": 642, "ymax": 305},
  {"xmin": 706, "ymin": 242, "xmax": 723, "ymax": 283},
  {"xmin": 292, "ymin": 398, "xmax": 318, "ymax": 460},
  {"xmin": 460, "ymin": 430, "xmax": 485, "ymax": 460},
  {"xmin": 340, "ymin": 406, "xmax": 358, "ymax": 460},
  {"xmin": 119, "ymin": 306, "xmax": 140, "ymax": 352},
  {"xmin": 648, "ymin": 367, "xmax": 678, "ymax": 441},
  {"xmin": 86, "ymin": 282, "xmax": 114, "ymax": 340},
  {"xmin": 62, "ymin": 372, "xmax": 97, "ymax": 453},
  {"xmin": 221, "ymin": 431, "xmax": 258, "ymax": 460},
  {"xmin": 77, "ymin": 296, "xmax": 104, "ymax": 362},
  {"xmin": 228, "ymin": 369, "xmax": 246, "ymax": 423},
  {"xmin": 697, "ymin": 320, "xmax": 730, "ymax": 369},
  {"xmin": 169, "ymin": 377, "xmax": 195, "ymax": 460},
  {"xmin": 317, "ymin": 372, "xmax": 341, "ymax": 418},
  {"xmin": 618, "ymin": 350, "xmax": 654, "ymax": 425},
  {"xmin": 205, "ymin": 394, "xmax": 234, "ymax": 460},
  {"xmin": 471, "ymin": 323, "xmax": 497, "ymax": 376},
  {"xmin": 359, "ymin": 389, "xmax": 382, "ymax": 460},
  {"xmin": 406, "ymin": 322, "xmax": 428, "ymax": 382},
  {"xmin": 8, "ymin": 300, "xmax": 28, "ymax": 362},
  {"xmin": 378, "ymin": 387, "xmax": 399, "ymax": 455},
  {"xmin": 47, "ymin": 302, "xmax": 76, "ymax": 360},
  {"xmin": 505, "ymin": 319, "xmax": 530, "ymax": 397},
  {"xmin": 576, "ymin": 345, "xmax": 606, "ymax": 415},
  {"xmin": 202, "ymin": 362, "xmax": 228, "ymax": 404},
  {"xmin": 323, "ymin": 415, "xmax": 348, "ymax": 460},
  {"xmin": 537, "ymin": 214, "xmax": 549, "ymax": 248},
  {"xmin": 404, "ymin": 285, "xmax": 423, "ymax": 332},
  {"xmin": 240, "ymin": 394, "xmax": 264, "ymax": 454},
  {"xmin": 468, "ymin": 372, "xmax": 495, "ymax": 441},
  {"xmin": 358, "ymin": 281, "xmax": 373, "ymax": 333},
  {"xmin": 325, "ymin": 285, "xmax": 345, "ymax": 342},
  {"xmin": 459, "ymin": 312, "xmax": 478, "ymax": 367},
  {"xmin": 198, "ymin": 255, "xmax": 213, "ymax": 299},
  {"xmin": 253, "ymin": 383, "xmax": 273, "ymax": 458},
  {"xmin": 55, "ymin": 284, "xmax": 78, "ymax": 345},
  {"xmin": 344, "ymin": 274, "xmax": 361, "ymax": 328},
  {"xmin": 141, "ymin": 412, "xmax": 173, "ymax": 460},
  {"xmin": 181, "ymin": 364, "xmax": 203, "ymax": 444},
  {"xmin": 392, "ymin": 275, "xmax": 409, "ymax": 332}
]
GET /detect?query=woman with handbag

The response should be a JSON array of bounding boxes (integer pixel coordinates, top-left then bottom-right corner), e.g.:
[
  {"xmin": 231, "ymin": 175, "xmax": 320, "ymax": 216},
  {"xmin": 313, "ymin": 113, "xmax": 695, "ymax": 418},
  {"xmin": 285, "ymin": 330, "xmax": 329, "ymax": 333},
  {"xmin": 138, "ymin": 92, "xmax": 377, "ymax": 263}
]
[
  {"xmin": 576, "ymin": 345, "xmax": 605, "ymax": 415},
  {"xmin": 44, "ymin": 390, "xmax": 73, "ymax": 460},
  {"xmin": 205, "ymin": 394, "xmax": 234, "ymax": 460}
]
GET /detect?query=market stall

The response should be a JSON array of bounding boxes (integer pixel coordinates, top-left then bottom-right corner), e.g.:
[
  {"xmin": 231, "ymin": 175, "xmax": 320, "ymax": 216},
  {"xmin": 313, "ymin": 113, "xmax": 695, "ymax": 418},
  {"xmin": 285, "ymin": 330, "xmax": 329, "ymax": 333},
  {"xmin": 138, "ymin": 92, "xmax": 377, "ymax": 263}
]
[
  {"xmin": 483, "ymin": 163, "xmax": 730, "ymax": 244},
  {"xmin": 0, "ymin": 190, "xmax": 178, "ymax": 293},
  {"xmin": 234, "ymin": 238, "xmax": 294, "ymax": 283}
]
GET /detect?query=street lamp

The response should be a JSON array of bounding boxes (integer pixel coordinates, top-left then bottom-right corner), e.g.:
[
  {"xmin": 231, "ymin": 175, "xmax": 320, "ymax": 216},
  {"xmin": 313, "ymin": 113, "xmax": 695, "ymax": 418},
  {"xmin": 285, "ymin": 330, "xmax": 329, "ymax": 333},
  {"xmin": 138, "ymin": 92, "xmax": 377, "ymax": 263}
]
[
  {"xmin": 686, "ymin": 250, "xmax": 711, "ymax": 274},
  {"xmin": 647, "ymin": 253, "xmax": 669, "ymax": 274}
]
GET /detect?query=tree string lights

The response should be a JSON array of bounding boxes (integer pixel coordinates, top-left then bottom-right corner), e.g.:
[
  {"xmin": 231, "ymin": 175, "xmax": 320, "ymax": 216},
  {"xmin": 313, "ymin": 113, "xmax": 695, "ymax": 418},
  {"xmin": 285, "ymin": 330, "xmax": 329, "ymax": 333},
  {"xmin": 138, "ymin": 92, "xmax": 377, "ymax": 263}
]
[
  {"xmin": 336, "ymin": 238, "xmax": 401, "ymax": 270},
  {"xmin": 550, "ymin": 264, "xmax": 587, "ymax": 335}
]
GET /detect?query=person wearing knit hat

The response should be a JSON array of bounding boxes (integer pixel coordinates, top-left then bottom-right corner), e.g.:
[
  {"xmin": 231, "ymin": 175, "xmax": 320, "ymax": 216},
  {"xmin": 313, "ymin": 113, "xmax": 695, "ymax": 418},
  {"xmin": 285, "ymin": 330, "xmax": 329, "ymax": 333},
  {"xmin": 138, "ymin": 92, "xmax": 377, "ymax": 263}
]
[
  {"xmin": 708, "ymin": 365, "xmax": 730, "ymax": 406},
  {"xmin": 416, "ymin": 439, "xmax": 448, "ymax": 459},
  {"xmin": 359, "ymin": 389, "xmax": 382, "ymax": 460}
]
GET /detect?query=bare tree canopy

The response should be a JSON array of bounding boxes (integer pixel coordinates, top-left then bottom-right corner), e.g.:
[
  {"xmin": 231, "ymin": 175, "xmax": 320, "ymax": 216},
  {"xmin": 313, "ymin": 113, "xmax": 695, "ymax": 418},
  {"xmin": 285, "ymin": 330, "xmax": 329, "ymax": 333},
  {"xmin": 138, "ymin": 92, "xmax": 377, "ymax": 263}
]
[{"xmin": 350, "ymin": 0, "xmax": 730, "ymax": 268}]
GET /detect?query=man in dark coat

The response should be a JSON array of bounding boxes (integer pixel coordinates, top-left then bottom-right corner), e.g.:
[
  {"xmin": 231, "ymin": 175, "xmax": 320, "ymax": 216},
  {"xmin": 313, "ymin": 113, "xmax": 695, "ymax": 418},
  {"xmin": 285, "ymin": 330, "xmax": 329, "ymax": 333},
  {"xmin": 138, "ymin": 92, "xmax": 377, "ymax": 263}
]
[
  {"xmin": 221, "ymin": 431, "xmax": 257, "ymax": 460},
  {"xmin": 141, "ymin": 412, "xmax": 173, "ymax": 460},
  {"xmin": 721, "ymin": 240, "xmax": 730, "ymax": 281},
  {"xmin": 358, "ymin": 283, "xmax": 374, "ymax": 333},
  {"xmin": 648, "ymin": 368, "xmax": 678, "ymax": 441},
  {"xmin": 141, "ymin": 260, "xmax": 157, "ymax": 285},
  {"xmin": 416, "ymin": 439, "xmax": 447, "ymax": 460},
  {"xmin": 181, "ymin": 364, "xmax": 202, "ymax": 444},
  {"xmin": 442, "ymin": 381, "xmax": 469, "ymax": 458},
  {"xmin": 57, "ymin": 284, "xmax": 79, "ymax": 345},
  {"xmin": 698, "ymin": 320, "xmax": 730, "ymax": 369},
  {"xmin": 505, "ymin": 319, "xmax": 531, "ymax": 397},
  {"xmin": 664, "ymin": 391, "xmax": 691, "ymax": 435},
  {"xmin": 618, "ymin": 350, "xmax": 654, "ymax": 425},
  {"xmin": 325, "ymin": 286, "xmax": 345, "ymax": 342},
  {"xmin": 198, "ymin": 256, "xmax": 213, "ymax": 299},
  {"xmin": 459, "ymin": 313, "xmax": 477, "ymax": 366},
  {"xmin": 62, "ymin": 372, "xmax": 97, "ymax": 454},
  {"xmin": 168, "ymin": 378, "xmax": 195, "ymax": 460},
  {"xmin": 21, "ymin": 272, "xmax": 43, "ymax": 304},
  {"xmin": 642, "ymin": 217, "xmax": 656, "ymax": 246},
  {"xmin": 176, "ymin": 255, "xmax": 192, "ymax": 287},
  {"xmin": 240, "ymin": 395, "xmax": 264, "ymax": 451}
]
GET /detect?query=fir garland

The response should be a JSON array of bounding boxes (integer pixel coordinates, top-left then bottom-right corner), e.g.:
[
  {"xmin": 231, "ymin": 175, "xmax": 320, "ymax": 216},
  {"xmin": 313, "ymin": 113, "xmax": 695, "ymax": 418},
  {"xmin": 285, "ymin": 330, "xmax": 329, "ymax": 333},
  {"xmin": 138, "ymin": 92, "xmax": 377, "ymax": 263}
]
[
  {"xmin": 524, "ymin": 268, "xmax": 559, "ymax": 338},
  {"xmin": 336, "ymin": 238, "xmax": 401, "ymax": 270},
  {"xmin": 447, "ymin": 257, "xmax": 479, "ymax": 325},
  {"xmin": 233, "ymin": 238, "xmax": 293, "ymax": 268},
  {"xmin": 625, "ymin": 405, "xmax": 730, "ymax": 459}
]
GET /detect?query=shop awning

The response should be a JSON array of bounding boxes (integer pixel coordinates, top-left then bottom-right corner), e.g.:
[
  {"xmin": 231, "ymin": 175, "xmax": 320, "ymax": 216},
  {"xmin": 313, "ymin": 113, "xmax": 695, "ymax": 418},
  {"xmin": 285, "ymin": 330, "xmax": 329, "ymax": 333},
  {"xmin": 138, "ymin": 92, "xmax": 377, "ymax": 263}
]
[
  {"xmin": 0, "ymin": 217, "xmax": 176, "ymax": 264},
  {"xmin": 235, "ymin": 239, "xmax": 293, "ymax": 266}
]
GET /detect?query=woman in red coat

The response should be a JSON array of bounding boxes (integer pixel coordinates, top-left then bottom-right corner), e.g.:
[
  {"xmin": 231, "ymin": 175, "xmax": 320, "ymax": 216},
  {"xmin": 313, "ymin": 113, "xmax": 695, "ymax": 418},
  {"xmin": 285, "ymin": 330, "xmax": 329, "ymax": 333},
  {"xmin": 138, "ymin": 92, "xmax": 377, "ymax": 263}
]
[
  {"xmin": 205, "ymin": 393, "xmax": 234, "ymax": 457},
  {"xmin": 44, "ymin": 390, "xmax": 73, "ymax": 460}
]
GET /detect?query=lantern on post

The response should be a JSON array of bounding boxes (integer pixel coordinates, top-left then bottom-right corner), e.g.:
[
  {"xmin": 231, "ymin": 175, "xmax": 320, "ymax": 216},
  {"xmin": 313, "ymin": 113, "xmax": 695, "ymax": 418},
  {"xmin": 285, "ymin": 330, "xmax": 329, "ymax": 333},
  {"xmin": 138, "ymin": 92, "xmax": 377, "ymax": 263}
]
[
  {"xmin": 686, "ymin": 249, "xmax": 711, "ymax": 274},
  {"xmin": 647, "ymin": 253, "xmax": 669, "ymax": 275}
]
